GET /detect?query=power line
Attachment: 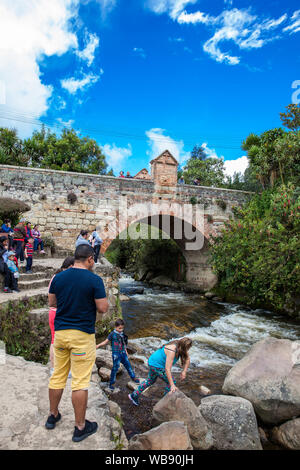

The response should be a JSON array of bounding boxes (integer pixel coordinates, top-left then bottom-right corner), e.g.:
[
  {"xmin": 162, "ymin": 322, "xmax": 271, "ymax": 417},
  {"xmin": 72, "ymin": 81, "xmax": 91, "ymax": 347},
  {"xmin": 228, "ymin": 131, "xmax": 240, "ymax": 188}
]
[{"xmin": 0, "ymin": 108, "xmax": 244, "ymax": 150}]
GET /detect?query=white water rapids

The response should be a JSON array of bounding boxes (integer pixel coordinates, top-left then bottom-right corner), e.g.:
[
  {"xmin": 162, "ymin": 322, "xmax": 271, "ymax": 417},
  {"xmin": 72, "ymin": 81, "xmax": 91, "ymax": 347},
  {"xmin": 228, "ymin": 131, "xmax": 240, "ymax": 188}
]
[{"xmin": 120, "ymin": 274, "xmax": 300, "ymax": 374}]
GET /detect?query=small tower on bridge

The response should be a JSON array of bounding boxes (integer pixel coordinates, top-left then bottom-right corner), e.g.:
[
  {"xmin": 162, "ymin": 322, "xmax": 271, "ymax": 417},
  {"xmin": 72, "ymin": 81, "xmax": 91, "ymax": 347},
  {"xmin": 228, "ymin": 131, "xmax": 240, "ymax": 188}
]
[{"xmin": 150, "ymin": 150, "xmax": 178, "ymax": 187}]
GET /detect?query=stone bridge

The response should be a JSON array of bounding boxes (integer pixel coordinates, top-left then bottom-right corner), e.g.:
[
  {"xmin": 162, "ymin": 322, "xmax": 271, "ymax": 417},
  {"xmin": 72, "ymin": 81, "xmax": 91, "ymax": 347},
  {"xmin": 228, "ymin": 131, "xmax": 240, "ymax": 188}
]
[{"xmin": 0, "ymin": 151, "xmax": 252, "ymax": 291}]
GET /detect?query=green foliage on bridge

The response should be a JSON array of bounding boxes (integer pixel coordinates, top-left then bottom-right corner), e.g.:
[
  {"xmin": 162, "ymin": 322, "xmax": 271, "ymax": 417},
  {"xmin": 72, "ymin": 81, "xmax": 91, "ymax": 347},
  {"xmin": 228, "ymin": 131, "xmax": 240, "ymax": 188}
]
[{"xmin": 211, "ymin": 105, "xmax": 300, "ymax": 316}]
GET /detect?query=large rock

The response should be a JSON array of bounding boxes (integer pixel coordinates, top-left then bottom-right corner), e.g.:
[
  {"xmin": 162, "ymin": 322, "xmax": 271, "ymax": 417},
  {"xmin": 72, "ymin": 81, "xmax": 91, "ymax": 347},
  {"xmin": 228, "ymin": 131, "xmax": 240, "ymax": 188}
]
[
  {"xmin": 152, "ymin": 390, "xmax": 213, "ymax": 449},
  {"xmin": 98, "ymin": 367, "xmax": 111, "ymax": 381},
  {"xmin": 95, "ymin": 349, "xmax": 124, "ymax": 374},
  {"xmin": 271, "ymin": 418, "xmax": 300, "ymax": 450},
  {"xmin": 128, "ymin": 421, "xmax": 192, "ymax": 450},
  {"xmin": 0, "ymin": 354, "xmax": 127, "ymax": 450},
  {"xmin": 199, "ymin": 395, "xmax": 262, "ymax": 450},
  {"xmin": 149, "ymin": 275, "xmax": 178, "ymax": 289},
  {"xmin": 222, "ymin": 338, "xmax": 300, "ymax": 425}
]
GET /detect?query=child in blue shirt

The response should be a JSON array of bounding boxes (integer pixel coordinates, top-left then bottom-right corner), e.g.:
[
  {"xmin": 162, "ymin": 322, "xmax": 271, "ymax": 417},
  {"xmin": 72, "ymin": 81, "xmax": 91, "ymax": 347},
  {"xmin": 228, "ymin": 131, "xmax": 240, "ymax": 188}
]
[
  {"xmin": 96, "ymin": 318, "xmax": 140, "ymax": 391},
  {"xmin": 6, "ymin": 251, "xmax": 20, "ymax": 292}
]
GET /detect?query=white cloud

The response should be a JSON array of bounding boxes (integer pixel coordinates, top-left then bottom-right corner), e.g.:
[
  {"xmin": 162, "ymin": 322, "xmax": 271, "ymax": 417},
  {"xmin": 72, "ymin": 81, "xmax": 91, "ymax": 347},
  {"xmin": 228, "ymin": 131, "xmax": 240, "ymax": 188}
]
[
  {"xmin": 146, "ymin": 0, "xmax": 197, "ymax": 20},
  {"xmin": 150, "ymin": 2, "xmax": 298, "ymax": 66},
  {"xmin": 177, "ymin": 10, "xmax": 215, "ymax": 25},
  {"xmin": 133, "ymin": 47, "xmax": 147, "ymax": 59},
  {"xmin": 223, "ymin": 155, "xmax": 249, "ymax": 177},
  {"xmin": 0, "ymin": 0, "xmax": 80, "ymax": 135},
  {"xmin": 283, "ymin": 10, "xmax": 300, "ymax": 35},
  {"xmin": 146, "ymin": 128, "xmax": 189, "ymax": 164},
  {"xmin": 76, "ymin": 31, "xmax": 100, "ymax": 66},
  {"xmin": 102, "ymin": 143, "xmax": 132, "ymax": 173},
  {"xmin": 96, "ymin": 0, "xmax": 117, "ymax": 16},
  {"xmin": 61, "ymin": 70, "xmax": 103, "ymax": 94}
]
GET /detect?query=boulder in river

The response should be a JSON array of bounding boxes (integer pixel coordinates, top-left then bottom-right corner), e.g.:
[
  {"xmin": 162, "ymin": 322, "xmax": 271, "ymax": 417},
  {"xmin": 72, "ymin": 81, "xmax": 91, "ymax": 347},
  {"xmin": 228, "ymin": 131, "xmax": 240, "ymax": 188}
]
[
  {"xmin": 222, "ymin": 337, "xmax": 300, "ymax": 425},
  {"xmin": 152, "ymin": 390, "xmax": 213, "ymax": 450},
  {"xmin": 199, "ymin": 395, "xmax": 262, "ymax": 450},
  {"xmin": 149, "ymin": 275, "xmax": 179, "ymax": 289},
  {"xmin": 128, "ymin": 421, "xmax": 192, "ymax": 450},
  {"xmin": 204, "ymin": 292, "xmax": 215, "ymax": 299},
  {"xmin": 122, "ymin": 287, "xmax": 144, "ymax": 295},
  {"xmin": 98, "ymin": 367, "xmax": 111, "ymax": 381},
  {"xmin": 119, "ymin": 294, "xmax": 130, "ymax": 302},
  {"xmin": 271, "ymin": 418, "xmax": 300, "ymax": 450}
]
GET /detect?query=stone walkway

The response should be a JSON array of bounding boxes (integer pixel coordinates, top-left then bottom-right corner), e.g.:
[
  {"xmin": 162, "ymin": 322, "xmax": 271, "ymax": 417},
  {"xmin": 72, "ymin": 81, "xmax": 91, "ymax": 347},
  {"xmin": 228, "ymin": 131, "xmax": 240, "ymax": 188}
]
[{"xmin": 0, "ymin": 355, "xmax": 128, "ymax": 450}]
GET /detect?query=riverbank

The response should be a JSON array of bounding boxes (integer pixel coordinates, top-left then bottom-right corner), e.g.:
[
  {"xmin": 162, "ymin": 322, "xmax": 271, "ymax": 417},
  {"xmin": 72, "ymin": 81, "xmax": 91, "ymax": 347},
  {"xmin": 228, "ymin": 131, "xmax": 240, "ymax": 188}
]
[{"xmin": 0, "ymin": 354, "xmax": 127, "ymax": 450}]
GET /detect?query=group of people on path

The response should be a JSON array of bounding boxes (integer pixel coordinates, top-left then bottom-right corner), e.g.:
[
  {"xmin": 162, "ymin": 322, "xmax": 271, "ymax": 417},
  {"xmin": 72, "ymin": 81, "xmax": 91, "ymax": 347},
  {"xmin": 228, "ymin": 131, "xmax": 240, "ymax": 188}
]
[
  {"xmin": 46, "ymin": 242, "xmax": 193, "ymax": 443},
  {"xmin": 75, "ymin": 229, "xmax": 103, "ymax": 264},
  {"xmin": 0, "ymin": 218, "xmax": 46, "ymax": 293}
]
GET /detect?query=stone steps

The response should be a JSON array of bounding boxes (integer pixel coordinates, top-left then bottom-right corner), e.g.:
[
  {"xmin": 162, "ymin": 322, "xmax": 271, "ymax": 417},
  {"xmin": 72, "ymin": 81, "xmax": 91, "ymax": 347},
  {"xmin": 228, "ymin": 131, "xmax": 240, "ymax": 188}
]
[
  {"xmin": 0, "ymin": 287, "xmax": 49, "ymax": 305},
  {"xmin": 18, "ymin": 278, "xmax": 51, "ymax": 291},
  {"xmin": 18, "ymin": 264, "xmax": 55, "ymax": 274},
  {"xmin": 19, "ymin": 271, "xmax": 52, "ymax": 281},
  {"xmin": 28, "ymin": 307, "xmax": 49, "ymax": 324}
]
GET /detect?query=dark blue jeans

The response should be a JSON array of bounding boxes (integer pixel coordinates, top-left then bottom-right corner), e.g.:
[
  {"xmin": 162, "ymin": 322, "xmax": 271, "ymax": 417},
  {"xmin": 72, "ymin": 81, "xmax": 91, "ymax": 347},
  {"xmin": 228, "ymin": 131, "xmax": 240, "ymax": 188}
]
[
  {"xmin": 26, "ymin": 256, "xmax": 32, "ymax": 272},
  {"xmin": 110, "ymin": 351, "xmax": 136, "ymax": 386},
  {"xmin": 13, "ymin": 240, "xmax": 24, "ymax": 262},
  {"xmin": 94, "ymin": 244, "xmax": 101, "ymax": 263},
  {"xmin": 34, "ymin": 239, "xmax": 44, "ymax": 251}
]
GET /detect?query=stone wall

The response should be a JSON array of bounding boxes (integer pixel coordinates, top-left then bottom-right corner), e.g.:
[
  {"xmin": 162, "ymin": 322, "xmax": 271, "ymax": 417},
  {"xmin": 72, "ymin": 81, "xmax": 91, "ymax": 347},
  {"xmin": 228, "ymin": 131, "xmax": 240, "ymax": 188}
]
[{"xmin": 0, "ymin": 164, "xmax": 252, "ymax": 290}]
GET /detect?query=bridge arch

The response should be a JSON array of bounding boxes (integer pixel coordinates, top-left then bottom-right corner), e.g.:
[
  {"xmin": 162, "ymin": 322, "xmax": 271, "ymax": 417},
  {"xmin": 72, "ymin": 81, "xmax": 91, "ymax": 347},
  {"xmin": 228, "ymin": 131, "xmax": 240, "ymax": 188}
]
[{"xmin": 102, "ymin": 212, "xmax": 217, "ymax": 292}]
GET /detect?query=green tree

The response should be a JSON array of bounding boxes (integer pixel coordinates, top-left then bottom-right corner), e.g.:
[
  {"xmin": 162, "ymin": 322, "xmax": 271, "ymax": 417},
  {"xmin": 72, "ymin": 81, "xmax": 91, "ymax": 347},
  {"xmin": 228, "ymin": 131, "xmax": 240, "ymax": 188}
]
[
  {"xmin": 191, "ymin": 145, "xmax": 207, "ymax": 161},
  {"xmin": 182, "ymin": 155, "xmax": 226, "ymax": 187},
  {"xmin": 24, "ymin": 127, "xmax": 108, "ymax": 174},
  {"xmin": 280, "ymin": 103, "xmax": 300, "ymax": 132},
  {"xmin": 0, "ymin": 128, "xmax": 29, "ymax": 166},
  {"xmin": 242, "ymin": 128, "xmax": 287, "ymax": 188},
  {"xmin": 226, "ymin": 167, "xmax": 261, "ymax": 192},
  {"xmin": 211, "ymin": 184, "xmax": 300, "ymax": 315}
]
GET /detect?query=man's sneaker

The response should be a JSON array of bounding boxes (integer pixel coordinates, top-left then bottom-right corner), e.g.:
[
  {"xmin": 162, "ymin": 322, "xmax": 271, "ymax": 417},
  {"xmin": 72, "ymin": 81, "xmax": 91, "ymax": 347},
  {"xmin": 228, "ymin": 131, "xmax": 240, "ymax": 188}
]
[
  {"xmin": 45, "ymin": 412, "xmax": 61, "ymax": 430},
  {"xmin": 13, "ymin": 289, "xmax": 20, "ymax": 293},
  {"xmin": 128, "ymin": 393, "xmax": 139, "ymax": 406},
  {"xmin": 3, "ymin": 287, "xmax": 12, "ymax": 293},
  {"xmin": 72, "ymin": 420, "xmax": 98, "ymax": 442},
  {"xmin": 26, "ymin": 270, "xmax": 33, "ymax": 274},
  {"xmin": 133, "ymin": 378, "xmax": 140, "ymax": 384}
]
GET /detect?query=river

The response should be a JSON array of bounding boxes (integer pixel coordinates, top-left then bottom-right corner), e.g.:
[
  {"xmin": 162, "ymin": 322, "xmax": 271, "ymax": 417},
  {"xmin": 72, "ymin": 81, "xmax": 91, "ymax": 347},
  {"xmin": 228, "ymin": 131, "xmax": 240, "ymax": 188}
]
[
  {"xmin": 119, "ymin": 273, "xmax": 300, "ymax": 397},
  {"xmin": 116, "ymin": 273, "xmax": 300, "ymax": 442}
]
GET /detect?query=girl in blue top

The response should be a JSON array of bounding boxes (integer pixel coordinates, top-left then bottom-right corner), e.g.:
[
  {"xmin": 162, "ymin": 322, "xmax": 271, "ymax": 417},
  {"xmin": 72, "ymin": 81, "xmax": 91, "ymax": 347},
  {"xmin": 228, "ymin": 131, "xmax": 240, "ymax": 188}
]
[{"xmin": 128, "ymin": 337, "xmax": 192, "ymax": 406}]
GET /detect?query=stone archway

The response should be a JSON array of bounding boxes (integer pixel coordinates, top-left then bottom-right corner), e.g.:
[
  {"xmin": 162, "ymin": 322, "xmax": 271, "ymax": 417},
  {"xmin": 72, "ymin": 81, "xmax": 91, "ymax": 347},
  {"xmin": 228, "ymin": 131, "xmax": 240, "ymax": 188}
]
[{"xmin": 102, "ymin": 213, "xmax": 217, "ymax": 292}]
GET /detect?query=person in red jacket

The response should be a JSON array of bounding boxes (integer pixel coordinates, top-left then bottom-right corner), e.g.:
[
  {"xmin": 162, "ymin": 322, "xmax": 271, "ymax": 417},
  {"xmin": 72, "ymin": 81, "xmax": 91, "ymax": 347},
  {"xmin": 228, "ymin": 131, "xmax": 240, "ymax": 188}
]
[{"xmin": 12, "ymin": 218, "xmax": 26, "ymax": 263}]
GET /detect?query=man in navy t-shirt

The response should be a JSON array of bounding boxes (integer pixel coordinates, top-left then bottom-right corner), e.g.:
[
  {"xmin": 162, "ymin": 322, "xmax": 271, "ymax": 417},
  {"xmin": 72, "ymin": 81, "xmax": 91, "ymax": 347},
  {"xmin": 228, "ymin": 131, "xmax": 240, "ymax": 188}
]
[{"xmin": 46, "ymin": 244, "xmax": 108, "ymax": 443}]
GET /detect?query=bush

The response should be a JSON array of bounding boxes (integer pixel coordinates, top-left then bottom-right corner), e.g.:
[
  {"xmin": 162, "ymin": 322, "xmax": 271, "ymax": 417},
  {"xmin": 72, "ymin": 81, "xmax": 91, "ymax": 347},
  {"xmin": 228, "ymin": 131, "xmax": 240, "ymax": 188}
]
[
  {"xmin": 0, "ymin": 198, "xmax": 31, "ymax": 227},
  {"xmin": 0, "ymin": 297, "xmax": 51, "ymax": 364},
  {"xmin": 210, "ymin": 184, "xmax": 300, "ymax": 315}
]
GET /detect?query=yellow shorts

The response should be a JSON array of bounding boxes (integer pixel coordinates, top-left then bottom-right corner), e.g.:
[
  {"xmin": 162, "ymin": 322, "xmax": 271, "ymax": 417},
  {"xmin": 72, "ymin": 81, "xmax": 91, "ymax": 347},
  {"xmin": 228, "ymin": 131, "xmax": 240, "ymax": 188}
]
[{"xmin": 49, "ymin": 329, "xmax": 96, "ymax": 392}]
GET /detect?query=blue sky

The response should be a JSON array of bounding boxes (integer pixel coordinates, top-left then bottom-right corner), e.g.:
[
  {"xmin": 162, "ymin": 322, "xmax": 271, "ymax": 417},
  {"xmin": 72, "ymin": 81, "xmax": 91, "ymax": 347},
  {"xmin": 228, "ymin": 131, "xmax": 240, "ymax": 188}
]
[{"xmin": 0, "ymin": 0, "xmax": 299, "ymax": 177}]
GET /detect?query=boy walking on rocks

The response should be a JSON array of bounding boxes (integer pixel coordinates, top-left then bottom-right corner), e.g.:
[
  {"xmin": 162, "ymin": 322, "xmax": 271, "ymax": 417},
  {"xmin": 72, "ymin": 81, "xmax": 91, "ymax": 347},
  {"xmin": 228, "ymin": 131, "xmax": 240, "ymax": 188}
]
[{"xmin": 96, "ymin": 319, "xmax": 139, "ymax": 391}]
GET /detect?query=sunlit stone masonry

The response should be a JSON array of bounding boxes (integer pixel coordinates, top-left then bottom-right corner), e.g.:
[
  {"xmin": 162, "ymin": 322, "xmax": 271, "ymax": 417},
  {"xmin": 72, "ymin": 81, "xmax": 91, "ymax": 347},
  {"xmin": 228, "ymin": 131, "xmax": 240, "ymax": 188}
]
[{"xmin": 0, "ymin": 151, "xmax": 251, "ymax": 291}]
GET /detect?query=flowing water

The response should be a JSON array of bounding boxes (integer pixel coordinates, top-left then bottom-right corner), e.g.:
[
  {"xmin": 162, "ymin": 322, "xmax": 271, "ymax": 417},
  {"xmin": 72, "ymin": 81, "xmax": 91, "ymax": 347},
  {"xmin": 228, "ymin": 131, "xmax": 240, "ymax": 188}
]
[
  {"xmin": 120, "ymin": 273, "xmax": 300, "ymax": 389},
  {"xmin": 117, "ymin": 273, "xmax": 300, "ymax": 443}
]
